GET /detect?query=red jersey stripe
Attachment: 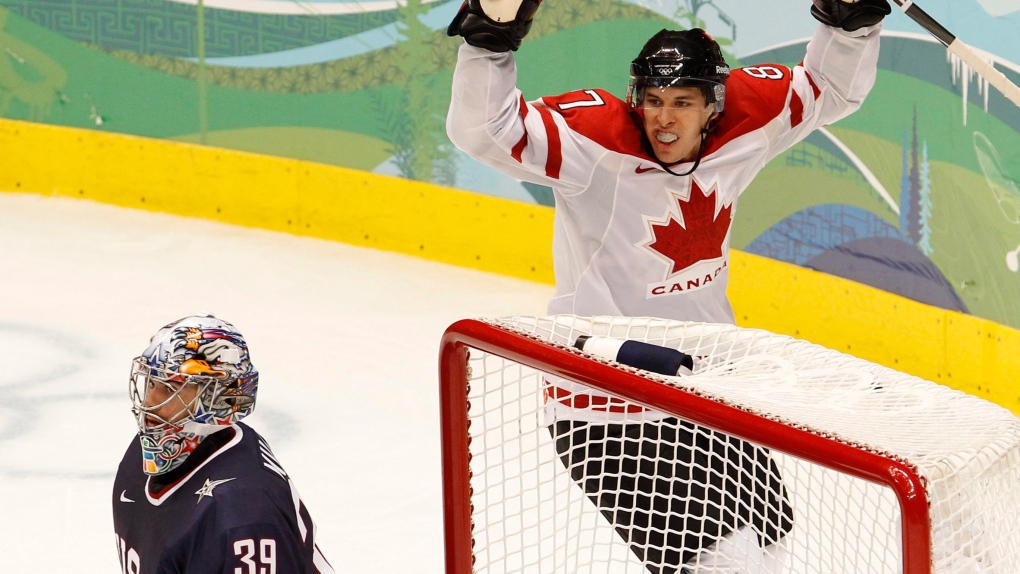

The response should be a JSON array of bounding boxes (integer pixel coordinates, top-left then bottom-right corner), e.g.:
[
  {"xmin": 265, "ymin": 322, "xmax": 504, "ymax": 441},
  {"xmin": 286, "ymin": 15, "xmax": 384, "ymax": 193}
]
[
  {"xmin": 545, "ymin": 385, "xmax": 650, "ymax": 414},
  {"xmin": 511, "ymin": 95, "xmax": 529, "ymax": 163},
  {"xmin": 790, "ymin": 89, "xmax": 805, "ymax": 128},
  {"xmin": 803, "ymin": 66, "xmax": 822, "ymax": 100},
  {"xmin": 536, "ymin": 105, "xmax": 562, "ymax": 179}
]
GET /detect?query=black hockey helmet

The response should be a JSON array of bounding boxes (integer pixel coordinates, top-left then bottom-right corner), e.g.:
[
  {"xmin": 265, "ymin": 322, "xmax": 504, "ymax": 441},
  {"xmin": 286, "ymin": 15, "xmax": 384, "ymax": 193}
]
[{"xmin": 627, "ymin": 29, "xmax": 730, "ymax": 113}]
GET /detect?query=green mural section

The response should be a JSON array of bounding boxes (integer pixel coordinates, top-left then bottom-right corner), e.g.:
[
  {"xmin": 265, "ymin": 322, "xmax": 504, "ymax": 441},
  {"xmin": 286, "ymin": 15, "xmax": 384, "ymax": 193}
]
[
  {"xmin": 731, "ymin": 140, "xmax": 898, "ymax": 249},
  {"xmin": 516, "ymin": 19, "xmax": 681, "ymax": 101},
  {"xmin": 0, "ymin": 5, "xmax": 398, "ymax": 138},
  {"xmin": 0, "ymin": 2, "xmax": 669, "ymax": 151},
  {"xmin": 0, "ymin": 0, "xmax": 399, "ymax": 58},
  {"xmin": 91, "ymin": 0, "xmax": 664, "ymax": 94},
  {"xmin": 0, "ymin": 2, "xmax": 673, "ymax": 176},
  {"xmin": 0, "ymin": 9, "xmax": 65, "ymax": 120}
]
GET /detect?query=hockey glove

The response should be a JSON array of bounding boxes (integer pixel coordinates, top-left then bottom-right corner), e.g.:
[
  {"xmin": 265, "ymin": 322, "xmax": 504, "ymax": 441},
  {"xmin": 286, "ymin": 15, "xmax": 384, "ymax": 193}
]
[
  {"xmin": 447, "ymin": 0, "xmax": 543, "ymax": 52},
  {"xmin": 811, "ymin": 0, "xmax": 891, "ymax": 32}
]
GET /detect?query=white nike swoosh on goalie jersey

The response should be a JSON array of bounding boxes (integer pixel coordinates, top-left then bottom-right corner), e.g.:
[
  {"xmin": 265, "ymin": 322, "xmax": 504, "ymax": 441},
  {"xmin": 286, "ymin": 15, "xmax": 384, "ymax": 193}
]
[{"xmin": 120, "ymin": 490, "xmax": 135, "ymax": 503}]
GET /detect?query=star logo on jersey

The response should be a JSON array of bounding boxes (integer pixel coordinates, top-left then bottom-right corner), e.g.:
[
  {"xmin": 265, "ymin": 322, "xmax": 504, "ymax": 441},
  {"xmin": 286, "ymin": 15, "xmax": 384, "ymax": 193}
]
[
  {"xmin": 195, "ymin": 477, "xmax": 236, "ymax": 505},
  {"xmin": 641, "ymin": 180, "xmax": 732, "ymax": 277}
]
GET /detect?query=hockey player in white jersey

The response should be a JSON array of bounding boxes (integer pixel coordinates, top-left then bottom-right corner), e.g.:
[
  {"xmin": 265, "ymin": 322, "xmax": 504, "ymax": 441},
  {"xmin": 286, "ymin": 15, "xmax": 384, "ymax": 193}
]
[
  {"xmin": 448, "ymin": 0, "xmax": 888, "ymax": 325},
  {"xmin": 448, "ymin": 1, "xmax": 890, "ymax": 573}
]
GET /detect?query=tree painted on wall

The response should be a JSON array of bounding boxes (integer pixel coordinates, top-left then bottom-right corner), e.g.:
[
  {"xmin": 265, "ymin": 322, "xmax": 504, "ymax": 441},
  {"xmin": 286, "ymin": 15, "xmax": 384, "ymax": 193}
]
[
  {"xmin": 918, "ymin": 140, "xmax": 934, "ymax": 255},
  {"xmin": 383, "ymin": 0, "xmax": 457, "ymax": 186},
  {"xmin": 899, "ymin": 131, "xmax": 911, "ymax": 234},
  {"xmin": 897, "ymin": 107, "xmax": 934, "ymax": 253},
  {"xmin": 906, "ymin": 106, "xmax": 922, "ymax": 243}
]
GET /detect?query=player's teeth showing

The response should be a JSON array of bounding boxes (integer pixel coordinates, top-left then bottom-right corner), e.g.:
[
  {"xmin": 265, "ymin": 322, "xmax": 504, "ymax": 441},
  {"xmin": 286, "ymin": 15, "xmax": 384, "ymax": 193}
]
[{"xmin": 656, "ymin": 132, "xmax": 678, "ymax": 143}]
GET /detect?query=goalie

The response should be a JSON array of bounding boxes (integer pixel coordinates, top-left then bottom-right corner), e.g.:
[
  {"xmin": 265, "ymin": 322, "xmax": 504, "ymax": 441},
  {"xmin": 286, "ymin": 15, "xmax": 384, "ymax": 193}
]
[
  {"xmin": 447, "ymin": 0, "xmax": 889, "ymax": 572},
  {"xmin": 112, "ymin": 315, "xmax": 333, "ymax": 574}
]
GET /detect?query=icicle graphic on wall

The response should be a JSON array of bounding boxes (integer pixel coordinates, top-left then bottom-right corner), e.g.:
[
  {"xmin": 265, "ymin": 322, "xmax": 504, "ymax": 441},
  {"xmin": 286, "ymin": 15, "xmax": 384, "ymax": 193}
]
[{"xmin": 948, "ymin": 47, "xmax": 1000, "ymax": 125}]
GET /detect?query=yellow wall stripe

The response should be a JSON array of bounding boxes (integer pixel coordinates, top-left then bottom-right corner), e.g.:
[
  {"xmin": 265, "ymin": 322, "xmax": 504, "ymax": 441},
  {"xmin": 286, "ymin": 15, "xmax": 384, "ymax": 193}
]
[
  {"xmin": 3, "ymin": 118, "xmax": 1018, "ymax": 415},
  {"xmin": 730, "ymin": 252, "xmax": 1020, "ymax": 413},
  {"xmin": 0, "ymin": 118, "xmax": 555, "ymax": 282}
]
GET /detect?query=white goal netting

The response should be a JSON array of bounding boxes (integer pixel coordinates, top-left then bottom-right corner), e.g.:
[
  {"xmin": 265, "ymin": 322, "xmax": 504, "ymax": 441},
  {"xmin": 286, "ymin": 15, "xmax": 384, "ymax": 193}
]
[{"xmin": 441, "ymin": 315, "xmax": 1020, "ymax": 574}]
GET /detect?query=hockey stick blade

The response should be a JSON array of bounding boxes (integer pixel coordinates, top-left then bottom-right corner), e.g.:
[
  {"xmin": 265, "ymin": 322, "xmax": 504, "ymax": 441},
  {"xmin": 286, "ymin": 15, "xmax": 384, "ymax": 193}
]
[{"xmin": 890, "ymin": 0, "xmax": 1020, "ymax": 109}]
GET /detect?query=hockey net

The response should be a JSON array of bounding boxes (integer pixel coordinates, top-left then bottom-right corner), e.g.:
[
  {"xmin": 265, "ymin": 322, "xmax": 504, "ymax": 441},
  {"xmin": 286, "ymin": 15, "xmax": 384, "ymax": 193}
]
[{"xmin": 438, "ymin": 315, "xmax": 1020, "ymax": 574}]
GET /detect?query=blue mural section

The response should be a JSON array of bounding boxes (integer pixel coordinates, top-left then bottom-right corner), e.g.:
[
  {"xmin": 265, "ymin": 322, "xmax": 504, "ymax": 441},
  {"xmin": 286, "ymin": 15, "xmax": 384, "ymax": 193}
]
[
  {"xmin": 746, "ymin": 205, "xmax": 907, "ymax": 267},
  {"xmin": 745, "ymin": 205, "xmax": 967, "ymax": 311},
  {"xmin": 807, "ymin": 237, "xmax": 967, "ymax": 312}
]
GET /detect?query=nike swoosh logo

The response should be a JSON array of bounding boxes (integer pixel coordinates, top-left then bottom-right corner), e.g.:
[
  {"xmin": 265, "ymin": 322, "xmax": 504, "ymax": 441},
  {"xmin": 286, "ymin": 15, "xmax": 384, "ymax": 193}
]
[
  {"xmin": 120, "ymin": 490, "xmax": 135, "ymax": 503},
  {"xmin": 635, "ymin": 165, "xmax": 658, "ymax": 174}
]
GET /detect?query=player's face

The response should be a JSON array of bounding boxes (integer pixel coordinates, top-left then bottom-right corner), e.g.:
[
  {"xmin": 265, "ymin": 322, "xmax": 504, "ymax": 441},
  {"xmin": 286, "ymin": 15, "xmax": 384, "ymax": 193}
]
[
  {"xmin": 142, "ymin": 378, "xmax": 199, "ymax": 427},
  {"xmin": 641, "ymin": 87, "xmax": 717, "ymax": 165}
]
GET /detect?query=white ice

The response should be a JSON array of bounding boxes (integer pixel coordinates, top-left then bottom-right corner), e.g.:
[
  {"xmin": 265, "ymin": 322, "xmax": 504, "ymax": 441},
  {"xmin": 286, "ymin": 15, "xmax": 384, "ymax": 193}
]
[{"xmin": 0, "ymin": 192, "xmax": 553, "ymax": 573}]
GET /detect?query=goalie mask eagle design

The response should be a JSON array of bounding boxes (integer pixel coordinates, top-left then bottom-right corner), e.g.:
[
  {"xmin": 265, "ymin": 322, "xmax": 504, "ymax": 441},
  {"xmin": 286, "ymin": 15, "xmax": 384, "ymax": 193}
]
[{"xmin": 129, "ymin": 314, "xmax": 259, "ymax": 475}]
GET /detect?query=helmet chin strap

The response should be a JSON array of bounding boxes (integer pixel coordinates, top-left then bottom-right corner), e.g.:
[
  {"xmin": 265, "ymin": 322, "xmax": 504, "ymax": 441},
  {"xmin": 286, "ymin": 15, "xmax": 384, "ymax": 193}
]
[{"xmin": 659, "ymin": 114, "xmax": 718, "ymax": 177}]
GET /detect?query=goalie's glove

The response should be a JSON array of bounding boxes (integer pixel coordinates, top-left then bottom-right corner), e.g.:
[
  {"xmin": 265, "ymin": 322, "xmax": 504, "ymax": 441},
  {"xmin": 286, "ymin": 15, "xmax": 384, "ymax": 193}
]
[
  {"xmin": 447, "ymin": 0, "xmax": 543, "ymax": 53},
  {"xmin": 811, "ymin": 0, "xmax": 891, "ymax": 32}
]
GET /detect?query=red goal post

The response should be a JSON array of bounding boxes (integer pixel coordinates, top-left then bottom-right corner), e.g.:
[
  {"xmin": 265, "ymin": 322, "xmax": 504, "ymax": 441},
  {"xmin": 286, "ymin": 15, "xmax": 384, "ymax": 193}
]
[{"xmin": 439, "ymin": 316, "xmax": 1020, "ymax": 574}]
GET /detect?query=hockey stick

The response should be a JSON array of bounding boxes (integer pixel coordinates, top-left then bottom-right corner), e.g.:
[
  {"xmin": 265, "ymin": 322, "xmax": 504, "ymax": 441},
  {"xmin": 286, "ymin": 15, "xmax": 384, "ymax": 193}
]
[{"xmin": 888, "ymin": 0, "xmax": 1020, "ymax": 109}]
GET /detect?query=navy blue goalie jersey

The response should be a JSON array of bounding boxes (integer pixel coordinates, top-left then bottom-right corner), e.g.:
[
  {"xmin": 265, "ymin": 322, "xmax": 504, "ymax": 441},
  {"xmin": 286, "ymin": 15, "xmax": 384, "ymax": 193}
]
[{"xmin": 113, "ymin": 423, "xmax": 333, "ymax": 574}]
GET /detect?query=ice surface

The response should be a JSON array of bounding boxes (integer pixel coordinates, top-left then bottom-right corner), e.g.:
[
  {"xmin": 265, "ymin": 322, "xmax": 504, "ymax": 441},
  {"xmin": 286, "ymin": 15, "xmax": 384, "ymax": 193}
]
[{"xmin": 0, "ymin": 192, "xmax": 553, "ymax": 573}]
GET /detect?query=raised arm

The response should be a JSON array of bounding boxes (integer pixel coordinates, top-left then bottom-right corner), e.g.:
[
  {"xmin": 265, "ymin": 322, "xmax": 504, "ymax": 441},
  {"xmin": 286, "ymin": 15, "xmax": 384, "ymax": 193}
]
[
  {"xmin": 446, "ymin": 0, "xmax": 602, "ymax": 192},
  {"xmin": 761, "ymin": 0, "xmax": 889, "ymax": 159}
]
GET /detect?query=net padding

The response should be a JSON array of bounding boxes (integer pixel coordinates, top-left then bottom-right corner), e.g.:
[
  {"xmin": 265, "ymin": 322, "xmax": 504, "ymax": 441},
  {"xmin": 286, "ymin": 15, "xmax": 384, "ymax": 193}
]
[{"xmin": 456, "ymin": 315, "xmax": 1020, "ymax": 574}]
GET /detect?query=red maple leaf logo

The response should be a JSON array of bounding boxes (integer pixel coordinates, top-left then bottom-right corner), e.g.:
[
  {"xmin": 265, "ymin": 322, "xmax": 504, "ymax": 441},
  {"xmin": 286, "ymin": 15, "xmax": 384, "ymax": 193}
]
[{"xmin": 646, "ymin": 182, "xmax": 732, "ymax": 276}]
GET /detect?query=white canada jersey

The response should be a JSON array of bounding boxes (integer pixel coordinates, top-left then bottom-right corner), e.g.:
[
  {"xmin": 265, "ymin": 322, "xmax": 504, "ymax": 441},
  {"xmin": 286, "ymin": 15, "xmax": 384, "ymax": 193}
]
[{"xmin": 447, "ymin": 24, "xmax": 881, "ymax": 421}]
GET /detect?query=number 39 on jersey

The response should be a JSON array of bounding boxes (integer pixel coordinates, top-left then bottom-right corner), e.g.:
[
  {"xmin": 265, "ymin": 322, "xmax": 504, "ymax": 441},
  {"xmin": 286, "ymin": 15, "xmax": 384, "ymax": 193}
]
[{"xmin": 233, "ymin": 538, "xmax": 277, "ymax": 574}]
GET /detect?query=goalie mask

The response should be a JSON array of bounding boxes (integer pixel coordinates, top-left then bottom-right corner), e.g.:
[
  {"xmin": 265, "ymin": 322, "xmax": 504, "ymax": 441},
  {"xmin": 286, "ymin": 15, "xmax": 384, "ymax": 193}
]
[
  {"xmin": 627, "ymin": 28, "xmax": 730, "ymax": 114},
  {"xmin": 129, "ymin": 314, "xmax": 258, "ymax": 475}
]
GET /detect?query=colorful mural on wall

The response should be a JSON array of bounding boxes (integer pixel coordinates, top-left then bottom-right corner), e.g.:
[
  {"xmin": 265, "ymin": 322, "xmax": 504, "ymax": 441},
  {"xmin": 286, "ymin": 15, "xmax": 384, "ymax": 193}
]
[{"xmin": 1, "ymin": 0, "xmax": 1018, "ymax": 327}]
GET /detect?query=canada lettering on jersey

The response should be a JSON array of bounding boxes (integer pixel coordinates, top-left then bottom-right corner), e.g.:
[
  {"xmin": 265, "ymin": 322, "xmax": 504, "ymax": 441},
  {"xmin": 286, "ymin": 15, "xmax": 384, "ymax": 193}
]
[{"xmin": 647, "ymin": 260, "xmax": 729, "ymax": 298}]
